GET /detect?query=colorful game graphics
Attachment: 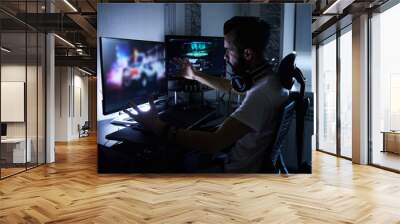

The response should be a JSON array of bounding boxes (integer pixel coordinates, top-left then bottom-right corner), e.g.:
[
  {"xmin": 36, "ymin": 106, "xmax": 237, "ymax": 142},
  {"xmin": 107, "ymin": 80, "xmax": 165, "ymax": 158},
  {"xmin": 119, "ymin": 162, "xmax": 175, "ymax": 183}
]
[{"xmin": 100, "ymin": 37, "xmax": 167, "ymax": 115}]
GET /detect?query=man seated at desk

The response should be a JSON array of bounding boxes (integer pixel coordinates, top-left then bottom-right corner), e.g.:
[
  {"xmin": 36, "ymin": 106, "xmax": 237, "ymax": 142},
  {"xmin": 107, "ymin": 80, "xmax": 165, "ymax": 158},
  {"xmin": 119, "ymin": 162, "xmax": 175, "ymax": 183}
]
[{"xmin": 127, "ymin": 16, "xmax": 289, "ymax": 173}]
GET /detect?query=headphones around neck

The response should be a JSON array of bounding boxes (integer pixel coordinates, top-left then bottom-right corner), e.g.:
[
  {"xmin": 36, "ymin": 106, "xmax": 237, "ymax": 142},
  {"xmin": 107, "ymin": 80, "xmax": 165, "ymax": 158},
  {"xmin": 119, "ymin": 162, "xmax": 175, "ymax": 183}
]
[{"xmin": 229, "ymin": 62, "xmax": 271, "ymax": 93}]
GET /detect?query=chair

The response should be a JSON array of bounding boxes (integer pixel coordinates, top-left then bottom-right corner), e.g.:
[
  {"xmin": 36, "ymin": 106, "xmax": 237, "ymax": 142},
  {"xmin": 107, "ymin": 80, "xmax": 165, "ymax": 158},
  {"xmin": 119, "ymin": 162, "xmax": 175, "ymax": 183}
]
[
  {"xmin": 261, "ymin": 52, "xmax": 310, "ymax": 174},
  {"xmin": 280, "ymin": 53, "xmax": 311, "ymax": 173},
  {"xmin": 78, "ymin": 121, "xmax": 90, "ymax": 138},
  {"xmin": 260, "ymin": 100, "xmax": 295, "ymax": 174}
]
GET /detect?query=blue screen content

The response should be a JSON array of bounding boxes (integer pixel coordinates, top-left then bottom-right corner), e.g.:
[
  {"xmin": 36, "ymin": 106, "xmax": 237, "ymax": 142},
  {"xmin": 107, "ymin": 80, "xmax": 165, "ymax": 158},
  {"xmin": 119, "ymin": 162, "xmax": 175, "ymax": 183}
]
[
  {"xmin": 165, "ymin": 36, "xmax": 225, "ymax": 78},
  {"xmin": 100, "ymin": 37, "xmax": 166, "ymax": 115}
]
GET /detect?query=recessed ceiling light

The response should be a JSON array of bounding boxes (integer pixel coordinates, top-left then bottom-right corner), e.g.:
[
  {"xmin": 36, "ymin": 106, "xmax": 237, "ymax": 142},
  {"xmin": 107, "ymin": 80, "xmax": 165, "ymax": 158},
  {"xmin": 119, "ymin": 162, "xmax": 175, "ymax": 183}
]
[
  {"xmin": 63, "ymin": 0, "xmax": 78, "ymax": 12},
  {"xmin": 1, "ymin": 47, "xmax": 11, "ymax": 53},
  {"xmin": 322, "ymin": 0, "xmax": 355, "ymax": 15},
  {"xmin": 78, "ymin": 67, "xmax": 92, "ymax": 76},
  {"xmin": 54, "ymin": 34, "xmax": 75, "ymax": 48}
]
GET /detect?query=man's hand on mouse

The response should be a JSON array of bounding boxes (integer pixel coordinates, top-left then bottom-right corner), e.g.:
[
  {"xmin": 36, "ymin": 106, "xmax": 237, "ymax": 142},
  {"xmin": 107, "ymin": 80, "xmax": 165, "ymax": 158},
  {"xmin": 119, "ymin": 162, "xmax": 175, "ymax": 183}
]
[{"xmin": 123, "ymin": 95, "xmax": 167, "ymax": 136}]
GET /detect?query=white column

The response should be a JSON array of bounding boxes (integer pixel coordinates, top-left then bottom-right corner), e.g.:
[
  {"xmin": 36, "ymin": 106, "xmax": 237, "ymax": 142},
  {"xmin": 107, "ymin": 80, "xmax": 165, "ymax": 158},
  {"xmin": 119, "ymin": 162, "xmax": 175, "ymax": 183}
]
[
  {"xmin": 280, "ymin": 4, "xmax": 295, "ymax": 58},
  {"xmin": 294, "ymin": 5, "xmax": 312, "ymax": 90},
  {"xmin": 352, "ymin": 14, "xmax": 369, "ymax": 164},
  {"xmin": 46, "ymin": 1, "xmax": 55, "ymax": 163},
  {"xmin": 46, "ymin": 33, "xmax": 55, "ymax": 163}
]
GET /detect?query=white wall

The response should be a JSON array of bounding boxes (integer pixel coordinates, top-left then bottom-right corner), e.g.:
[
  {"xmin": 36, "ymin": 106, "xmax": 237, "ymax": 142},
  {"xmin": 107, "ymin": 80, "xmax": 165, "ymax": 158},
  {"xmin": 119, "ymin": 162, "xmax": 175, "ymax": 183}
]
[
  {"xmin": 200, "ymin": 4, "xmax": 266, "ymax": 37},
  {"xmin": 55, "ymin": 67, "xmax": 89, "ymax": 141},
  {"xmin": 97, "ymin": 3, "xmax": 165, "ymax": 121},
  {"xmin": 55, "ymin": 67, "xmax": 68, "ymax": 141},
  {"xmin": 201, "ymin": 4, "xmax": 239, "ymax": 37},
  {"xmin": 312, "ymin": 45, "xmax": 317, "ymax": 150},
  {"xmin": 1, "ymin": 64, "xmax": 45, "ymax": 163},
  {"xmin": 72, "ymin": 73, "xmax": 89, "ymax": 138},
  {"xmin": 294, "ymin": 5, "xmax": 312, "ymax": 91},
  {"xmin": 1, "ymin": 64, "xmax": 26, "ymax": 81},
  {"xmin": 1, "ymin": 65, "xmax": 37, "ymax": 137},
  {"xmin": 1, "ymin": 65, "xmax": 26, "ymax": 139},
  {"xmin": 281, "ymin": 4, "xmax": 295, "ymax": 58},
  {"xmin": 165, "ymin": 4, "xmax": 185, "ymax": 35},
  {"xmin": 281, "ymin": 4, "xmax": 312, "ymax": 91}
]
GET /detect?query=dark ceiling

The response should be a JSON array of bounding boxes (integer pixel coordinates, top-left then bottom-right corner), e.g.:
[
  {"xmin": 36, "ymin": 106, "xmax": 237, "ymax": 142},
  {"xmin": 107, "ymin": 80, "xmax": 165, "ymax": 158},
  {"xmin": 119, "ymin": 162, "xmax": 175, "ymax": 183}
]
[
  {"xmin": 0, "ymin": 0, "xmax": 97, "ymax": 73},
  {"xmin": 0, "ymin": 0, "xmax": 389, "ymax": 74}
]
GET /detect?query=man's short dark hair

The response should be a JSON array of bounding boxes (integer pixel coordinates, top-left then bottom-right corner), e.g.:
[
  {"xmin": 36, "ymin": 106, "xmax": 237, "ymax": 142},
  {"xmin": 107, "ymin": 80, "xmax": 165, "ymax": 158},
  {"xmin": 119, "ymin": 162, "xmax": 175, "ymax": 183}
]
[{"xmin": 223, "ymin": 16, "xmax": 271, "ymax": 55}]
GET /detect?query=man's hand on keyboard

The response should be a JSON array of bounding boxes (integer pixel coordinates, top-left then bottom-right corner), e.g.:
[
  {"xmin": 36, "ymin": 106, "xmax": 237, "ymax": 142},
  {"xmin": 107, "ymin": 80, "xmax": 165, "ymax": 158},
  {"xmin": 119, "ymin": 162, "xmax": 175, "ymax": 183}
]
[{"xmin": 123, "ymin": 95, "xmax": 167, "ymax": 137}]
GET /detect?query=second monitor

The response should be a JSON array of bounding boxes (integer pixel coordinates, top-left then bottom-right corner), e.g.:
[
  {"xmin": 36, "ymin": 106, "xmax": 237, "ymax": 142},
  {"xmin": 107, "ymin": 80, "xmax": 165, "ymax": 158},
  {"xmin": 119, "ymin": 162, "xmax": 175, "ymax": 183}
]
[{"xmin": 165, "ymin": 35, "xmax": 225, "ymax": 78}]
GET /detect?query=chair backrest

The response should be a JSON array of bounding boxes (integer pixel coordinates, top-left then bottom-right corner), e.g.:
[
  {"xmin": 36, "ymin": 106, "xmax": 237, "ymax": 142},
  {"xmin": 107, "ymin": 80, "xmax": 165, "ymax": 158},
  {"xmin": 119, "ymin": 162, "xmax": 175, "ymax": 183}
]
[
  {"xmin": 259, "ymin": 52, "xmax": 310, "ymax": 173},
  {"xmin": 82, "ymin": 121, "xmax": 90, "ymax": 129},
  {"xmin": 278, "ymin": 52, "xmax": 310, "ymax": 173},
  {"xmin": 289, "ymin": 92, "xmax": 311, "ymax": 173},
  {"xmin": 261, "ymin": 100, "xmax": 295, "ymax": 173}
]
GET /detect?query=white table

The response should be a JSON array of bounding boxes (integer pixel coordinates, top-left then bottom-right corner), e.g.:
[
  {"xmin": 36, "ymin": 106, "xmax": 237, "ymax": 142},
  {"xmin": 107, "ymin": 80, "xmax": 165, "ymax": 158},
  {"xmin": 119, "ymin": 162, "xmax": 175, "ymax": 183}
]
[
  {"xmin": 382, "ymin": 131, "xmax": 400, "ymax": 154},
  {"xmin": 1, "ymin": 138, "xmax": 31, "ymax": 163}
]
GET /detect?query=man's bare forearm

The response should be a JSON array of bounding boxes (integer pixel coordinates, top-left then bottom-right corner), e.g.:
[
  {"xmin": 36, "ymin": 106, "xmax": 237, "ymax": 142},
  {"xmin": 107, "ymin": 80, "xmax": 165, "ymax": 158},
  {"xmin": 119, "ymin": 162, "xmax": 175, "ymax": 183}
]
[
  {"xmin": 193, "ymin": 71, "xmax": 232, "ymax": 93},
  {"xmin": 194, "ymin": 71, "xmax": 244, "ymax": 95}
]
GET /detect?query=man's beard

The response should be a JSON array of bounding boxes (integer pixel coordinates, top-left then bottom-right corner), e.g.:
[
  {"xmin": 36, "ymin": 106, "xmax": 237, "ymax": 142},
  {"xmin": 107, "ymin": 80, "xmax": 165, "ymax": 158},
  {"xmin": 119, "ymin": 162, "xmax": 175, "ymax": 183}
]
[{"xmin": 226, "ymin": 56, "xmax": 248, "ymax": 78}]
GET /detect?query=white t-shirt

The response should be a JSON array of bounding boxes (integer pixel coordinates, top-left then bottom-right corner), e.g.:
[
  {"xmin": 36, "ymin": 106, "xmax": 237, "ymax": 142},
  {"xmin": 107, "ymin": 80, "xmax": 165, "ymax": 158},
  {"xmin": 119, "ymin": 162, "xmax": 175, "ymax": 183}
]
[{"xmin": 225, "ymin": 72, "xmax": 289, "ymax": 173}]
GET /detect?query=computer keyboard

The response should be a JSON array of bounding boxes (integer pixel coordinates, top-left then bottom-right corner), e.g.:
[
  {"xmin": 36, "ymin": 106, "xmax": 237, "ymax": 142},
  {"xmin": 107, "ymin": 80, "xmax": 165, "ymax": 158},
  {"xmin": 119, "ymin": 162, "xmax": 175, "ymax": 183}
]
[
  {"xmin": 124, "ymin": 117, "xmax": 135, "ymax": 122},
  {"xmin": 111, "ymin": 116, "xmax": 137, "ymax": 126},
  {"xmin": 106, "ymin": 126, "xmax": 153, "ymax": 144},
  {"xmin": 130, "ymin": 122, "xmax": 145, "ymax": 130},
  {"xmin": 159, "ymin": 106, "xmax": 215, "ymax": 129},
  {"xmin": 106, "ymin": 106, "xmax": 216, "ymax": 143}
]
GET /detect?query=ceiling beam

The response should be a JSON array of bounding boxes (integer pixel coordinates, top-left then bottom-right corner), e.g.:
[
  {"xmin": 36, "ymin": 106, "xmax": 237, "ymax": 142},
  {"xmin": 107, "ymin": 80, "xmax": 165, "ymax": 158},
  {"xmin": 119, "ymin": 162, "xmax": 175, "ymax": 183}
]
[
  {"xmin": 55, "ymin": 55, "xmax": 96, "ymax": 70},
  {"xmin": 67, "ymin": 13, "xmax": 97, "ymax": 46},
  {"xmin": 322, "ymin": 0, "xmax": 356, "ymax": 14}
]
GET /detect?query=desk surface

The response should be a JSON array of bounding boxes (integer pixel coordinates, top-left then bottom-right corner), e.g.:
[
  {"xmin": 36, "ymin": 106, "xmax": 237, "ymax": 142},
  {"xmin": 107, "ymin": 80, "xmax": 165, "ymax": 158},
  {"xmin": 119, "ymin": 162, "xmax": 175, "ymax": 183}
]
[
  {"xmin": 98, "ymin": 119, "xmax": 123, "ymax": 147},
  {"xmin": 98, "ymin": 106, "xmax": 226, "ymax": 148},
  {"xmin": 1, "ymin": 138, "xmax": 28, "ymax": 143},
  {"xmin": 381, "ymin": 131, "xmax": 400, "ymax": 134}
]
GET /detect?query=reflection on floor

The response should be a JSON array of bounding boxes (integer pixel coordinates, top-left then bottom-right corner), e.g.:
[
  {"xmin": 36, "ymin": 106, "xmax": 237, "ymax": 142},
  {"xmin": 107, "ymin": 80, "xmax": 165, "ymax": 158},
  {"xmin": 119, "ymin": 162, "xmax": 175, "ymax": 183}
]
[
  {"xmin": 0, "ymin": 163, "xmax": 40, "ymax": 178},
  {"xmin": 372, "ymin": 150, "xmax": 400, "ymax": 171},
  {"xmin": 0, "ymin": 167, "xmax": 25, "ymax": 178},
  {"xmin": 0, "ymin": 135, "xmax": 400, "ymax": 223},
  {"xmin": 340, "ymin": 147, "xmax": 352, "ymax": 158}
]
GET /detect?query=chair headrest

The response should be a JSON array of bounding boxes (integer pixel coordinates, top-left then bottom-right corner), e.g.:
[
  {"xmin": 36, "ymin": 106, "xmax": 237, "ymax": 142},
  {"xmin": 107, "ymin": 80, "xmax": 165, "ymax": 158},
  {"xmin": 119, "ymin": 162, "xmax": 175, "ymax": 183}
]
[{"xmin": 278, "ymin": 53, "xmax": 297, "ymax": 89}]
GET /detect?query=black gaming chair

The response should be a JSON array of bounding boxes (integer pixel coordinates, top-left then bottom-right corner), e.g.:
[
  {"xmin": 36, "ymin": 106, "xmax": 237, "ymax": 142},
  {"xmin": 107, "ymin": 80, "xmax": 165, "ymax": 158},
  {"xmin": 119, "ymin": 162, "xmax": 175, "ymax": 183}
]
[
  {"xmin": 280, "ymin": 52, "xmax": 311, "ymax": 173},
  {"xmin": 261, "ymin": 100, "xmax": 295, "ymax": 174},
  {"xmin": 261, "ymin": 52, "xmax": 310, "ymax": 174}
]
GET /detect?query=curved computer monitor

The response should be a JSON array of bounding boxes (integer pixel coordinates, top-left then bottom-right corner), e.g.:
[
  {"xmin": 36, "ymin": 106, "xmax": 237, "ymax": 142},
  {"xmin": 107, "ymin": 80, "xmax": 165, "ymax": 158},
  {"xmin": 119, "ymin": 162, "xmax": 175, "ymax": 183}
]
[
  {"xmin": 165, "ymin": 35, "xmax": 225, "ymax": 78},
  {"xmin": 100, "ymin": 37, "xmax": 167, "ymax": 115}
]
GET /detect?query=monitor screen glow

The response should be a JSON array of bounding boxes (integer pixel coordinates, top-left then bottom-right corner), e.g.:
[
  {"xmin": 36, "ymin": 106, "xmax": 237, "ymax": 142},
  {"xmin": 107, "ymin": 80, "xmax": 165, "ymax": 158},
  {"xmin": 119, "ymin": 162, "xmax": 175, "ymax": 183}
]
[
  {"xmin": 165, "ymin": 35, "xmax": 225, "ymax": 78},
  {"xmin": 100, "ymin": 37, "xmax": 167, "ymax": 115}
]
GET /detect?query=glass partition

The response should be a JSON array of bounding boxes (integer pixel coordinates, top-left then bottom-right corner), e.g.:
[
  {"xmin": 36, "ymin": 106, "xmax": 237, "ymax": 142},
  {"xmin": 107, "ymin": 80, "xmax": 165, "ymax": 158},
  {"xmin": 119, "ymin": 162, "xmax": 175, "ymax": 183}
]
[
  {"xmin": 0, "ymin": 1, "xmax": 46, "ymax": 179},
  {"xmin": 1, "ymin": 30, "xmax": 28, "ymax": 177},
  {"xmin": 339, "ymin": 27, "xmax": 352, "ymax": 158},
  {"xmin": 370, "ymin": 3, "xmax": 400, "ymax": 171},
  {"xmin": 317, "ymin": 35, "xmax": 337, "ymax": 155},
  {"xmin": 27, "ymin": 30, "xmax": 39, "ymax": 169}
]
